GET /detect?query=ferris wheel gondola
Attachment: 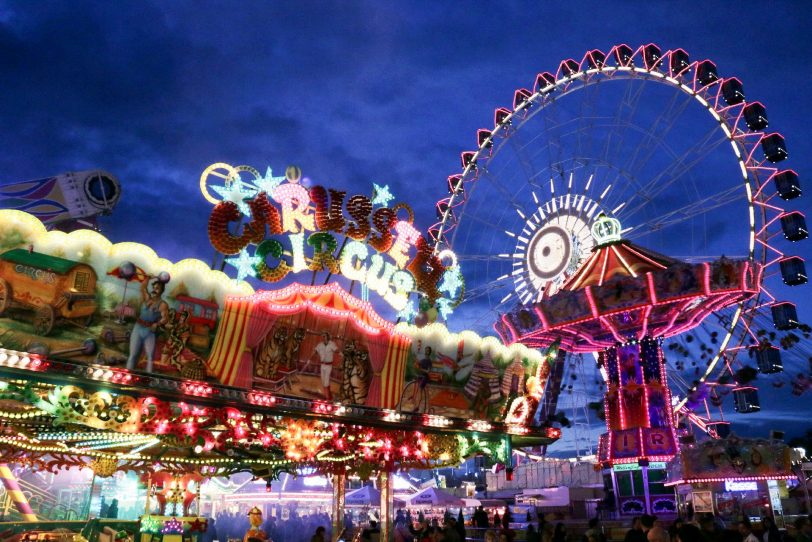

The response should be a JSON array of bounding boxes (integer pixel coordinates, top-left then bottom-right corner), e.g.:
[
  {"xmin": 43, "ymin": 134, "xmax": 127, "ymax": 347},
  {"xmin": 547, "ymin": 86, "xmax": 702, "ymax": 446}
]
[{"xmin": 428, "ymin": 44, "xmax": 808, "ymax": 440}]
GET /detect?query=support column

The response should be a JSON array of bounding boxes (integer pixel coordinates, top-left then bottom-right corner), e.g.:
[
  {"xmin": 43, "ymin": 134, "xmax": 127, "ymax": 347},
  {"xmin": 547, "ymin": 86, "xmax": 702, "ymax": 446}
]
[
  {"xmin": 0, "ymin": 463, "xmax": 37, "ymax": 521},
  {"xmin": 332, "ymin": 473, "xmax": 346, "ymax": 542},
  {"xmin": 641, "ymin": 466, "xmax": 651, "ymax": 515},
  {"xmin": 379, "ymin": 472, "xmax": 393, "ymax": 542}
]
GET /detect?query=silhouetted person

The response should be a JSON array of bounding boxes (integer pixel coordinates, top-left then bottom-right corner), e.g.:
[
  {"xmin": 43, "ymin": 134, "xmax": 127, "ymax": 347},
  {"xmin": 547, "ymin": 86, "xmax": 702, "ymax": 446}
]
[{"xmin": 625, "ymin": 517, "xmax": 646, "ymax": 542}]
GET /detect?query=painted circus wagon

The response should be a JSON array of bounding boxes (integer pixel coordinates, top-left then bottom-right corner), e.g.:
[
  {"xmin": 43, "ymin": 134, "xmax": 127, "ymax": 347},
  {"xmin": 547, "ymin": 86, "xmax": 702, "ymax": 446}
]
[{"xmin": 0, "ymin": 248, "xmax": 98, "ymax": 335}]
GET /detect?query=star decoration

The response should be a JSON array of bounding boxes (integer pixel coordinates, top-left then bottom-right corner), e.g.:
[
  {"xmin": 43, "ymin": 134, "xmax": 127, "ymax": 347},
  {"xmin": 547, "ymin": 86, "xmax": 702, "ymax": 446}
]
[
  {"xmin": 226, "ymin": 249, "xmax": 261, "ymax": 281},
  {"xmin": 396, "ymin": 299, "xmax": 417, "ymax": 322},
  {"xmin": 212, "ymin": 177, "xmax": 256, "ymax": 216},
  {"xmin": 188, "ymin": 518, "xmax": 208, "ymax": 533},
  {"xmin": 254, "ymin": 166, "xmax": 286, "ymax": 194},
  {"xmin": 371, "ymin": 183, "xmax": 395, "ymax": 207},
  {"xmin": 161, "ymin": 517, "xmax": 184, "ymax": 535},
  {"xmin": 438, "ymin": 266, "xmax": 463, "ymax": 298},
  {"xmin": 141, "ymin": 517, "xmax": 161, "ymax": 534},
  {"xmin": 436, "ymin": 297, "xmax": 455, "ymax": 320}
]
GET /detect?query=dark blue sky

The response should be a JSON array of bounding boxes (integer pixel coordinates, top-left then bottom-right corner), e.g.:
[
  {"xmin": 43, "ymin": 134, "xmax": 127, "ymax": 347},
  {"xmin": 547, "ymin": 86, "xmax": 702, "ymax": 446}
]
[{"xmin": 1, "ymin": 1, "xmax": 811, "ymax": 446}]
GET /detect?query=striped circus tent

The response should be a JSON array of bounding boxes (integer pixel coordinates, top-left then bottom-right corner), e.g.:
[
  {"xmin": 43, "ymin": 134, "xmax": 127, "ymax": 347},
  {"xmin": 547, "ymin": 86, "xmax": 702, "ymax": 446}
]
[
  {"xmin": 463, "ymin": 355, "xmax": 501, "ymax": 403},
  {"xmin": 206, "ymin": 282, "xmax": 411, "ymax": 408}
]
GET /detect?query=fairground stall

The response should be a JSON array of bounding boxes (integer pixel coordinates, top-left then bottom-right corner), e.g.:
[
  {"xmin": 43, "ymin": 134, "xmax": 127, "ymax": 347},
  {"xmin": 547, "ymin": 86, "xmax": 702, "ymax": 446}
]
[
  {"xmin": 0, "ymin": 163, "xmax": 559, "ymax": 542},
  {"xmin": 666, "ymin": 435, "xmax": 796, "ymax": 526},
  {"xmin": 496, "ymin": 213, "xmax": 761, "ymax": 515}
]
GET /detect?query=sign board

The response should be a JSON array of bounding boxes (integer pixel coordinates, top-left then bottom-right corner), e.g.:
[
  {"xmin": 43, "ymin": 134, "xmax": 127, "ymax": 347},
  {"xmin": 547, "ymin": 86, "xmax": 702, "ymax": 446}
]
[
  {"xmin": 724, "ymin": 480, "xmax": 758, "ymax": 492},
  {"xmin": 201, "ymin": 163, "xmax": 462, "ymax": 318},
  {"xmin": 692, "ymin": 491, "xmax": 714, "ymax": 513}
]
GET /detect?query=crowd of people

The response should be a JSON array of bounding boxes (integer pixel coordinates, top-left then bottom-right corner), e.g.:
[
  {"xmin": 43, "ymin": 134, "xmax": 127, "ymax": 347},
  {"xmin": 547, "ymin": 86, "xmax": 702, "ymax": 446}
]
[
  {"xmin": 201, "ymin": 510, "xmax": 333, "ymax": 542},
  {"xmin": 200, "ymin": 507, "xmax": 812, "ymax": 542},
  {"xmin": 620, "ymin": 513, "xmax": 812, "ymax": 542}
]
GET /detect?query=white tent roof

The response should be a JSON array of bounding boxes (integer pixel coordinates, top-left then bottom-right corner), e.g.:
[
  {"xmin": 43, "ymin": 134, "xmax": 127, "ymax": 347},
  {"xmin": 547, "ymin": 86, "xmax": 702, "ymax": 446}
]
[
  {"xmin": 345, "ymin": 485, "xmax": 406, "ymax": 507},
  {"xmin": 407, "ymin": 487, "xmax": 465, "ymax": 507}
]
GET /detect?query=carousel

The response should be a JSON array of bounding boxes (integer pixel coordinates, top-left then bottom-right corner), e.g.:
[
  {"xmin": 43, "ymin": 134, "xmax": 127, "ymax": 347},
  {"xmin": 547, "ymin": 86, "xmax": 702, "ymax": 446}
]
[{"xmin": 0, "ymin": 163, "xmax": 559, "ymax": 542}]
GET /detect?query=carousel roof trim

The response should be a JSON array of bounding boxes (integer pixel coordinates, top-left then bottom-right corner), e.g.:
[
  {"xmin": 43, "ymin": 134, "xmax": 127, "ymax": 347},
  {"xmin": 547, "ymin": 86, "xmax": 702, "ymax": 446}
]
[
  {"xmin": 0, "ymin": 348, "xmax": 559, "ymax": 477},
  {"xmin": 563, "ymin": 240, "xmax": 674, "ymax": 291},
  {"xmin": 233, "ymin": 282, "xmax": 399, "ymax": 335}
]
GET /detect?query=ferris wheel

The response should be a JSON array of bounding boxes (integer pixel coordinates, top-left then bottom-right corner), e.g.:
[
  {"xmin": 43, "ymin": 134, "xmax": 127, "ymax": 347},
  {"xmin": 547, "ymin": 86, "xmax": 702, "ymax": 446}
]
[{"xmin": 429, "ymin": 44, "xmax": 809, "ymax": 438}]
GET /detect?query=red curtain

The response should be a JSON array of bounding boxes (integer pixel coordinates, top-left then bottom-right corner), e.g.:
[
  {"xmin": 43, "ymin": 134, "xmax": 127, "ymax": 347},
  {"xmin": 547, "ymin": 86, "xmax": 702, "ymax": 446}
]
[
  {"xmin": 232, "ymin": 302, "xmax": 278, "ymax": 388},
  {"xmin": 364, "ymin": 332, "xmax": 392, "ymax": 408}
]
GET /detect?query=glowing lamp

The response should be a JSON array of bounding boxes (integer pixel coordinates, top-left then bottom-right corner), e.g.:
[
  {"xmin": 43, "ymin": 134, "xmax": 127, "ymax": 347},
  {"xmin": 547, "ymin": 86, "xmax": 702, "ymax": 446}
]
[{"xmin": 591, "ymin": 214, "xmax": 622, "ymax": 245}]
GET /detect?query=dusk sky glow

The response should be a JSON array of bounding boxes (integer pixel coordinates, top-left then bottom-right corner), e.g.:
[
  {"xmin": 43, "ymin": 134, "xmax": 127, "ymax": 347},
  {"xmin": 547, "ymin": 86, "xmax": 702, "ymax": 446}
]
[{"xmin": 1, "ymin": 1, "xmax": 811, "ymax": 451}]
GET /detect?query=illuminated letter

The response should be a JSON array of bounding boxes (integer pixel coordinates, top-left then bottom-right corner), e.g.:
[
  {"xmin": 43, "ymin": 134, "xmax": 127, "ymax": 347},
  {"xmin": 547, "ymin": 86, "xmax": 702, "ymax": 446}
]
[
  {"xmin": 369, "ymin": 207, "xmax": 396, "ymax": 252},
  {"xmin": 273, "ymin": 183, "xmax": 315, "ymax": 233},
  {"xmin": 384, "ymin": 271, "xmax": 415, "ymax": 310},
  {"xmin": 345, "ymin": 195, "xmax": 372, "ymax": 240},
  {"xmin": 208, "ymin": 201, "xmax": 252, "ymax": 255},
  {"xmin": 255, "ymin": 239, "xmax": 290, "ymax": 282},
  {"xmin": 288, "ymin": 232, "xmax": 307, "ymax": 272},
  {"xmin": 248, "ymin": 192, "xmax": 283, "ymax": 236},
  {"xmin": 366, "ymin": 254, "xmax": 396, "ymax": 296},
  {"xmin": 388, "ymin": 221, "xmax": 420, "ymax": 269},
  {"xmin": 407, "ymin": 236, "xmax": 444, "ymax": 301},
  {"xmin": 340, "ymin": 240, "xmax": 368, "ymax": 282},
  {"xmin": 310, "ymin": 186, "xmax": 346, "ymax": 232},
  {"xmin": 307, "ymin": 232, "xmax": 340, "ymax": 273}
]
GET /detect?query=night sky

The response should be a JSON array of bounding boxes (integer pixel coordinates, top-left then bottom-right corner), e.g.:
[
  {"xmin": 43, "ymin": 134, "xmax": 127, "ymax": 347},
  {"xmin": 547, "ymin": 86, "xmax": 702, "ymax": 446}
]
[{"xmin": 1, "ymin": 1, "xmax": 811, "ymax": 449}]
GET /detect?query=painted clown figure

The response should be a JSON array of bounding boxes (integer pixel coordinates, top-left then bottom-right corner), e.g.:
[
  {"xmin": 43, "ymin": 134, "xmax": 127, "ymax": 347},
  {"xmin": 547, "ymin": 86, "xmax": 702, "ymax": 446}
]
[{"xmin": 244, "ymin": 507, "xmax": 268, "ymax": 542}]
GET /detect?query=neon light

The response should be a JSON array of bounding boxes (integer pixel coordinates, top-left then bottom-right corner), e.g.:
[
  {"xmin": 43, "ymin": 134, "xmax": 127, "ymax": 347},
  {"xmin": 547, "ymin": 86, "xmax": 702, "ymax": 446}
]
[
  {"xmin": 438, "ymin": 266, "xmax": 463, "ymax": 298},
  {"xmin": 226, "ymin": 250, "xmax": 261, "ymax": 281},
  {"xmin": 385, "ymin": 271, "xmax": 415, "ymax": 311},
  {"xmin": 371, "ymin": 184, "xmax": 395, "ymax": 207},
  {"xmin": 288, "ymin": 232, "xmax": 308, "ymax": 272},
  {"xmin": 340, "ymin": 240, "xmax": 368, "ymax": 281},
  {"xmin": 725, "ymin": 480, "xmax": 758, "ymax": 492},
  {"xmin": 389, "ymin": 221, "xmax": 421, "ymax": 268},
  {"xmin": 365, "ymin": 255, "xmax": 397, "ymax": 297},
  {"xmin": 273, "ymin": 183, "xmax": 316, "ymax": 233}
]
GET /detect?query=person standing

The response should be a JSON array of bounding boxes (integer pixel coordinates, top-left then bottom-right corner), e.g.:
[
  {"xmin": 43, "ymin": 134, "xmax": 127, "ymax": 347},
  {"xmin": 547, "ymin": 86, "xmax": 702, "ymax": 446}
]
[
  {"xmin": 738, "ymin": 520, "xmax": 758, "ymax": 542},
  {"xmin": 309, "ymin": 332, "xmax": 339, "ymax": 400},
  {"xmin": 106, "ymin": 498, "xmax": 118, "ymax": 519},
  {"xmin": 473, "ymin": 506, "xmax": 489, "ymax": 529},
  {"xmin": 311, "ymin": 526, "xmax": 326, "ymax": 542},
  {"xmin": 126, "ymin": 277, "xmax": 169, "ymax": 372},
  {"xmin": 625, "ymin": 517, "xmax": 646, "ymax": 542},
  {"xmin": 642, "ymin": 515, "xmax": 669, "ymax": 542},
  {"xmin": 762, "ymin": 517, "xmax": 781, "ymax": 542},
  {"xmin": 362, "ymin": 520, "xmax": 381, "ymax": 542}
]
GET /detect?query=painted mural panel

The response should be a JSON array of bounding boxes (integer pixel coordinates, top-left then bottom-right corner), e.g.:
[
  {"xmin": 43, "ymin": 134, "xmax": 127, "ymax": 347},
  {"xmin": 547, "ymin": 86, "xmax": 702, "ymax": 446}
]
[
  {"xmin": 0, "ymin": 210, "xmax": 251, "ymax": 374},
  {"xmin": 393, "ymin": 323, "xmax": 554, "ymax": 423}
]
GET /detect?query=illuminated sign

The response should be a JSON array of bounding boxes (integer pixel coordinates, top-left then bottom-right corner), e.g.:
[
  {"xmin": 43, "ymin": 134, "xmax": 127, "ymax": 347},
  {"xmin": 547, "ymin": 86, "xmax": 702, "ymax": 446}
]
[
  {"xmin": 612, "ymin": 461, "xmax": 667, "ymax": 472},
  {"xmin": 201, "ymin": 163, "xmax": 462, "ymax": 317},
  {"xmin": 724, "ymin": 480, "xmax": 758, "ymax": 492}
]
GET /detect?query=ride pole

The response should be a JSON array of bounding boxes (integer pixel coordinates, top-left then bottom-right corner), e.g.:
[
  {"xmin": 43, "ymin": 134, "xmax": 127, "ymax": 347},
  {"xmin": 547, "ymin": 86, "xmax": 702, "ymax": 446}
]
[
  {"xmin": 379, "ymin": 471, "xmax": 393, "ymax": 542},
  {"xmin": 332, "ymin": 472, "xmax": 346, "ymax": 542},
  {"xmin": 0, "ymin": 463, "xmax": 37, "ymax": 522}
]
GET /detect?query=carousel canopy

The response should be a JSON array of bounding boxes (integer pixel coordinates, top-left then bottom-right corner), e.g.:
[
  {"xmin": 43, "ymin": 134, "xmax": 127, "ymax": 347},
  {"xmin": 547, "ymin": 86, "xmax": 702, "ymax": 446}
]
[
  {"xmin": 247, "ymin": 282, "xmax": 396, "ymax": 335},
  {"xmin": 497, "ymin": 217, "xmax": 762, "ymax": 352}
]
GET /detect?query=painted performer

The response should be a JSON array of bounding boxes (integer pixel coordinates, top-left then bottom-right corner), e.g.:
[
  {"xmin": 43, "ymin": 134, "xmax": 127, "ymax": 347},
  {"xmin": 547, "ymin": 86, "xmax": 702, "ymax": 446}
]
[
  {"xmin": 161, "ymin": 309, "xmax": 191, "ymax": 370},
  {"xmin": 307, "ymin": 332, "xmax": 339, "ymax": 400},
  {"xmin": 126, "ymin": 277, "xmax": 169, "ymax": 372}
]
